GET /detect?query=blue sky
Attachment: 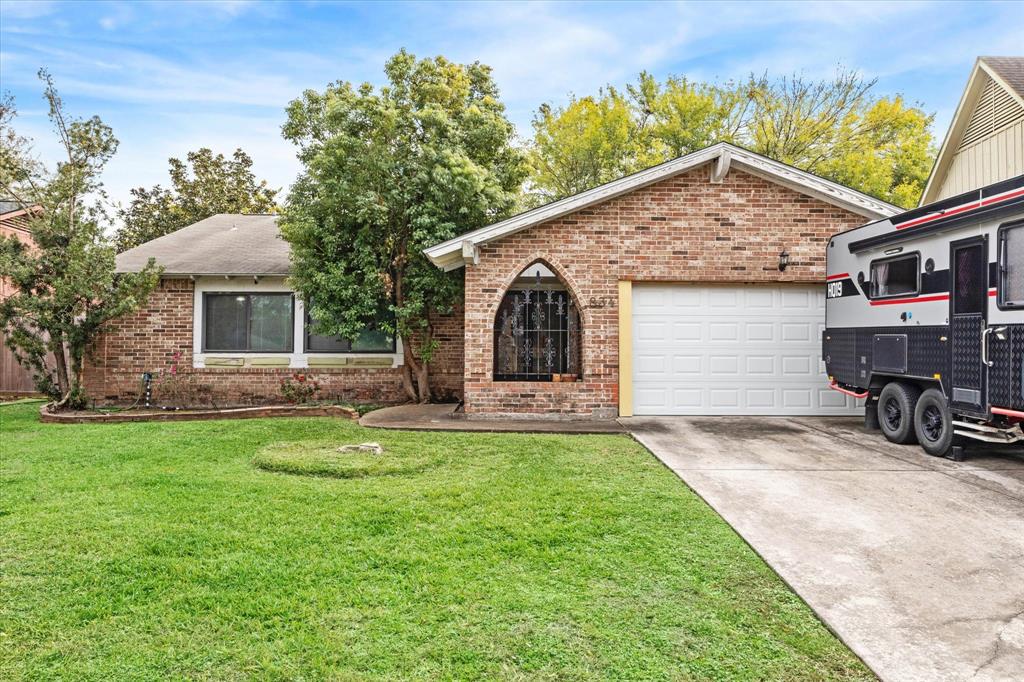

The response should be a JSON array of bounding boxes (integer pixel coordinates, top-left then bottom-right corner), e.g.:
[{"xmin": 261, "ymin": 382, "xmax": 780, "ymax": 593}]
[{"xmin": 2, "ymin": 0, "xmax": 1022, "ymax": 211}]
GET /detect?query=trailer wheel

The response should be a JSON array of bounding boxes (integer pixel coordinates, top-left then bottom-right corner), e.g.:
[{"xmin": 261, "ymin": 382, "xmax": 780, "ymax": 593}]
[
  {"xmin": 877, "ymin": 382, "xmax": 920, "ymax": 444},
  {"xmin": 913, "ymin": 388, "xmax": 960, "ymax": 457}
]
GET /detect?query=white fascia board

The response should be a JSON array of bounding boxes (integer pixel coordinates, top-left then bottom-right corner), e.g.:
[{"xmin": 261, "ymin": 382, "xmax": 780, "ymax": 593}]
[
  {"xmin": 423, "ymin": 142, "xmax": 900, "ymax": 269},
  {"xmin": 727, "ymin": 151, "xmax": 901, "ymax": 218}
]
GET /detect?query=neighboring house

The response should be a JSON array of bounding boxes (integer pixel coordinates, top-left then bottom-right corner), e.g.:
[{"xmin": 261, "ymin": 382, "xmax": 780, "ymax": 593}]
[
  {"xmin": 0, "ymin": 201, "xmax": 42, "ymax": 395},
  {"xmin": 93, "ymin": 143, "xmax": 899, "ymax": 415},
  {"xmin": 84, "ymin": 214, "xmax": 462, "ymax": 405},
  {"xmin": 922, "ymin": 56, "xmax": 1024, "ymax": 204}
]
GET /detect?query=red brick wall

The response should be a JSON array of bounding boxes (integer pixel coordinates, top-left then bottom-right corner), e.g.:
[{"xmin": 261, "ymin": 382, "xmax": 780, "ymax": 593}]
[
  {"xmin": 463, "ymin": 165, "xmax": 867, "ymax": 417},
  {"xmin": 82, "ymin": 278, "xmax": 465, "ymax": 406}
]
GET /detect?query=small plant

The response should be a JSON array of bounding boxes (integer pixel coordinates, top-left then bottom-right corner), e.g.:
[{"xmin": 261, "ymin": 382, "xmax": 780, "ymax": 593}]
[
  {"xmin": 154, "ymin": 351, "xmax": 208, "ymax": 408},
  {"xmin": 279, "ymin": 372, "xmax": 321, "ymax": 404}
]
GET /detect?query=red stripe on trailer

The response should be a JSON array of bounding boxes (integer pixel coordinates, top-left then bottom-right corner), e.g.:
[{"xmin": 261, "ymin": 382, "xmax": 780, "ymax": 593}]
[
  {"xmin": 893, "ymin": 185, "xmax": 1024, "ymax": 231},
  {"xmin": 828, "ymin": 381, "xmax": 869, "ymax": 399},
  {"xmin": 826, "ymin": 272, "xmax": 849, "ymax": 281},
  {"xmin": 896, "ymin": 202, "xmax": 979, "ymax": 230},
  {"xmin": 989, "ymin": 289, "xmax": 997, "ymax": 297},
  {"xmin": 869, "ymin": 293, "xmax": 950, "ymax": 306},
  {"xmin": 981, "ymin": 187, "xmax": 1024, "ymax": 206}
]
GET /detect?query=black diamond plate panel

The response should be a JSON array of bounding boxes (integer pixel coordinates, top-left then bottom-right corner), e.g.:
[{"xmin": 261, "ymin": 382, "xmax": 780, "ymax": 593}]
[
  {"xmin": 823, "ymin": 328, "xmax": 857, "ymax": 385},
  {"xmin": 951, "ymin": 316, "xmax": 983, "ymax": 391},
  {"xmin": 988, "ymin": 324, "xmax": 1024, "ymax": 411},
  {"xmin": 826, "ymin": 326, "xmax": 949, "ymax": 393}
]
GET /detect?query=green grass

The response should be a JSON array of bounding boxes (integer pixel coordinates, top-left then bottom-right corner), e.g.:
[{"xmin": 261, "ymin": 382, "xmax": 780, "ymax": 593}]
[
  {"xmin": 253, "ymin": 442, "xmax": 433, "ymax": 479},
  {"xmin": 0, "ymin": 402, "xmax": 872, "ymax": 680}
]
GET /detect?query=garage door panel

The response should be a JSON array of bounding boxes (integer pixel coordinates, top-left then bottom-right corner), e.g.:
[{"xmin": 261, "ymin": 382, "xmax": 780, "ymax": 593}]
[
  {"xmin": 744, "ymin": 289, "xmax": 775, "ymax": 308},
  {"xmin": 632, "ymin": 284, "xmax": 859, "ymax": 416},
  {"xmin": 745, "ymin": 322, "xmax": 776, "ymax": 341},
  {"xmin": 673, "ymin": 322, "xmax": 702, "ymax": 341},
  {"xmin": 709, "ymin": 355, "xmax": 740, "ymax": 375},
  {"xmin": 673, "ymin": 355, "xmax": 702, "ymax": 374},
  {"xmin": 634, "ymin": 354, "xmax": 667, "ymax": 375},
  {"xmin": 746, "ymin": 356, "xmax": 775, "ymax": 374},
  {"xmin": 708, "ymin": 289, "xmax": 739, "ymax": 307}
]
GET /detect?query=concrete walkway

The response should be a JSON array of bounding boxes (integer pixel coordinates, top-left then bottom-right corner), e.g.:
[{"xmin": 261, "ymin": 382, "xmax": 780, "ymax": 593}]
[
  {"xmin": 624, "ymin": 415, "xmax": 1024, "ymax": 682},
  {"xmin": 359, "ymin": 403, "xmax": 625, "ymax": 433}
]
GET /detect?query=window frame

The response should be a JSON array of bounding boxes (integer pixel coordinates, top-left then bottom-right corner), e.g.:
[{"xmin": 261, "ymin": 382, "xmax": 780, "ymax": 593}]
[
  {"xmin": 303, "ymin": 309, "xmax": 397, "ymax": 354},
  {"xmin": 202, "ymin": 292, "xmax": 295, "ymax": 353},
  {"xmin": 997, "ymin": 219, "xmax": 1024, "ymax": 310},
  {"xmin": 868, "ymin": 252, "xmax": 921, "ymax": 300}
]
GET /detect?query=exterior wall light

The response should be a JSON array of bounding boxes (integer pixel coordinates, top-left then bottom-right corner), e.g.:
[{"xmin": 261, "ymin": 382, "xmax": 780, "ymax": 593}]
[{"xmin": 778, "ymin": 250, "xmax": 789, "ymax": 272}]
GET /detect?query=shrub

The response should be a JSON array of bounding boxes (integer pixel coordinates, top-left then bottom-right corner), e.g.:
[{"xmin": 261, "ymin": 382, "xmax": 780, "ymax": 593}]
[{"xmin": 279, "ymin": 372, "xmax": 321, "ymax": 404}]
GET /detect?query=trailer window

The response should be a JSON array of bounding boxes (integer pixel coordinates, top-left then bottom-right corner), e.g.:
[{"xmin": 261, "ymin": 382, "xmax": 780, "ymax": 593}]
[
  {"xmin": 870, "ymin": 254, "xmax": 919, "ymax": 299},
  {"xmin": 999, "ymin": 223, "xmax": 1024, "ymax": 307}
]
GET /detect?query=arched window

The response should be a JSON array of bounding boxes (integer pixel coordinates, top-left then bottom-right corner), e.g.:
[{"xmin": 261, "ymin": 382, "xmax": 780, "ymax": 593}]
[{"xmin": 494, "ymin": 262, "xmax": 582, "ymax": 381}]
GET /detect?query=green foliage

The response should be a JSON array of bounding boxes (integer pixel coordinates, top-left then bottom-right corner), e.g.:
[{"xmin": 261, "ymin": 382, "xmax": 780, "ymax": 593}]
[
  {"xmin": 280, "ymin": 50, "xmax": 527, "ymax": 401},
  {"xmin": 115, "ymin": 147, "xmax": 278, "ymax": 252},
  {"xmin": 530, "ymin": 69, "xmax": 935, "ymax": 208},
  {"xmin": 0, "ymin": 71, "xmax": 160, "ymax": 405},
  {"xmin": 278, "ymin": 372, "xmax": 321, "ymax": 404},
  {"xmin": 530, "ymin": 88, "xmax": 641, "ymax": 200},
  {"xmin": 1, "ymin": 401, "xmax": 872, "ymax": 679}
]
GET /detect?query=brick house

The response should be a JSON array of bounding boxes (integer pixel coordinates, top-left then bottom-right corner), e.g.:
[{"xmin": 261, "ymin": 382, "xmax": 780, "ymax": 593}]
[{"xmin": 86, "ymin": 143, "xmax": 898, "ymax": 415}]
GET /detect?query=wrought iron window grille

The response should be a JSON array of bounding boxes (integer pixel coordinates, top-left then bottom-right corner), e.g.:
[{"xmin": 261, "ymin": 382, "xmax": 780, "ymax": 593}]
[{"xmin": 494, "ymin": 270, "xmax": 581, "ymax": 381}]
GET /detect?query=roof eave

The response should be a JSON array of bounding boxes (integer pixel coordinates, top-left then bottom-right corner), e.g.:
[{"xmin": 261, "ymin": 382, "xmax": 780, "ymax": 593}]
[{"xmin": 115, "ymin": 269, "xmax": 290, "ymax": 278}]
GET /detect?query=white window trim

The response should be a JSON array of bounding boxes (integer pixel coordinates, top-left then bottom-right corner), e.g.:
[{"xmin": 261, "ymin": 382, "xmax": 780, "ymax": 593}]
[{"xmin": 191, "ymin": 276, "xmax": 404, "ymax": 369}]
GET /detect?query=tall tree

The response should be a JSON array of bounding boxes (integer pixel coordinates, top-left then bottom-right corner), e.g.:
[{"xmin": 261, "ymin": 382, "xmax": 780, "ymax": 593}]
[
  {"xmin": 529, "ymin": 70, "xmax": 934, "ymax": 208},
  {"xmin": 115, "ymin": 147, "xmax": 278, "ymax": 252},
  {"xmin": 280, "ymin": 50, "xmax": 526, "ymax": 402},
  {"xmin": 0, "ymin": 71, "xmax": 160, "ymax": 407},
  {"xmin": 529, "ymin": 88, "xmax": 642, "ymax": 201}
]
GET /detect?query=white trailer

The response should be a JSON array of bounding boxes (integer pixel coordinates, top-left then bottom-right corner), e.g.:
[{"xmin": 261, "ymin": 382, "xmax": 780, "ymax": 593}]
[{"xmin": 823, "ymin": 175, "xmax": 1024, "ymax": 456}]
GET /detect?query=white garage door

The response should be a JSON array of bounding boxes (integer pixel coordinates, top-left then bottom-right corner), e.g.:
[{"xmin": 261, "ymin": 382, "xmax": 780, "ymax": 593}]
[{"xmin": 632, "ymin": 283, "xmax": 860, "ymax": 415}]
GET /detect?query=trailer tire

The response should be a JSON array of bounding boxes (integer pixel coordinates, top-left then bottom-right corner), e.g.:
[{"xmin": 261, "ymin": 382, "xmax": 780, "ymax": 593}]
[
  {"xmin": 877, "ymin": 382, "xmax": 920, "ymax": 444},
  {"xmin": 913, "ymin": 388, "xmax": 961, "ymax": 457}
]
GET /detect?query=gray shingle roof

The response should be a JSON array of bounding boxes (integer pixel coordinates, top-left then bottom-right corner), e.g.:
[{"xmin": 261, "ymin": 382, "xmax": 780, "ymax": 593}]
[
  {"xmin": 116, "ymin": 214, "xmax": 289, "ymax": 276},
  {"xmin": 981, "ymin": 56, "xmax": 1024, "ymax": 99}
]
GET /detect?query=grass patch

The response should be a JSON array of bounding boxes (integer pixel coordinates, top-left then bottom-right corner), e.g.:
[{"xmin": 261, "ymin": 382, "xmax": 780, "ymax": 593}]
[
  {"xmin": 253, "ymin": 441, "xmax": 433, "ymax": 478},
  {"xmin": 0, "ymin": 401, "xmax": 872, "ymax": 680}
]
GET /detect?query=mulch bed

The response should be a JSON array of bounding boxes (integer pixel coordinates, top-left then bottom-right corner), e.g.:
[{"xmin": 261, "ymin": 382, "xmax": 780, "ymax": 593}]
[{"xmin": 39, "ymin": 403, "xmax": 359, "ymax": 424}]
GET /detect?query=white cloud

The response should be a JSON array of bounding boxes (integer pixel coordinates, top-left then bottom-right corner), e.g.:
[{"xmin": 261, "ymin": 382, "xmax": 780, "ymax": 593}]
[{"xmin": 3, "ymin": 0, "xmax": 1022, "ymax": 214}]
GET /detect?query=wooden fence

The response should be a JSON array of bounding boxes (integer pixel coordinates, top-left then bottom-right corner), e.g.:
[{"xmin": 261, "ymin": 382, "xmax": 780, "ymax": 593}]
[{"xmin": 0, "ymin": 332, "xmax": 37, "ymax": 395}]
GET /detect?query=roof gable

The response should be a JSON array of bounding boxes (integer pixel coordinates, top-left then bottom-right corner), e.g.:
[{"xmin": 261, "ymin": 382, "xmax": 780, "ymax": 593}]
[
  {"xmin": 921, "ymin": 57, "xmax": 1024, "ymax": 205},
  {"xmin": 424, "ymin": 142, "xmax": 900, "ymax": 271}
]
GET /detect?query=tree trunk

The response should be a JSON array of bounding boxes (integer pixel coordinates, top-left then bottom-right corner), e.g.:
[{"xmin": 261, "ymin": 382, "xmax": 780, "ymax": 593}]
[
  {"xmin": 400, "ymin": 351, "xmax": 418, "ymax": 402},
  {"xmin": 50, "ymin": 333, "xmax": 71, "ymax": 406},
  {"xmin": 402, "ymin": 342, "xmax": 432, "ymax": 404},
  {"xmin": 415, "ymin": 360, "xmax": 431, "ymax": 403}
]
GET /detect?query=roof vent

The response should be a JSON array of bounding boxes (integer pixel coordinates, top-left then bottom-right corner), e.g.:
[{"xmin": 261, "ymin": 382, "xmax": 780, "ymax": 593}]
[{"xmin": 958, "ymin": 75, "xmax": 1024, "ymax": 150}]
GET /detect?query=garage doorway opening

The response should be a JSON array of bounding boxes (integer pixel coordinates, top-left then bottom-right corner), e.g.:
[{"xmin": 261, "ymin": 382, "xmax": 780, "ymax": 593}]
[{"xmin": 494, "ymin": 261, "xmax": 582, "ymax": 381}]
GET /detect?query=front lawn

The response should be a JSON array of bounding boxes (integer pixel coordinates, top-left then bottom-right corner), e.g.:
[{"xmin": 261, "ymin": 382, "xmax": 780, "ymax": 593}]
[{"xmin": 0, "ymin": 402, "xmax": 870, "ymax": 680}]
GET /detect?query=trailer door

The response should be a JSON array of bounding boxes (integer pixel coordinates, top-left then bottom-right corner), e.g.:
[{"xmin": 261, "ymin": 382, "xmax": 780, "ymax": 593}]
[{"xmin": 949, "ymin": 236, "xmax": 988, "ymax": 412}]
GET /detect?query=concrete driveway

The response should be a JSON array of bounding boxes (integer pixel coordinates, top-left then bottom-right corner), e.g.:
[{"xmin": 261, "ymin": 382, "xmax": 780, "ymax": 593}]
[{"xmin": 623, "ymin": 415, "xmax": 1024, "ymax": 682}]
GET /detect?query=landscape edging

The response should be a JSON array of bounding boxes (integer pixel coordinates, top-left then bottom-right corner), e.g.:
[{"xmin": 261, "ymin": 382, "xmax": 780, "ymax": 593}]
[{"xmin": 39, "ymin": 403, "xmax": 359, "ymax": 424}]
